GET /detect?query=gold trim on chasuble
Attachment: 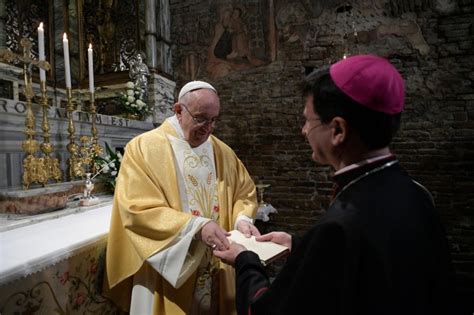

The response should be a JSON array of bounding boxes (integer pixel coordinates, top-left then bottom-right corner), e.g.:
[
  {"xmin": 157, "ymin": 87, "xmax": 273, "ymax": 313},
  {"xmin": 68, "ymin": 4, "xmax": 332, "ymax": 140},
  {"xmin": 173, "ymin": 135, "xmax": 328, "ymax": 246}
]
[
  {"xmin": 177, "ymin": 143, "xmax": 221, "ymax": 313},
  {"xmin": 183, "ymin": 148, "xmax": 219, "ymax": 222}
]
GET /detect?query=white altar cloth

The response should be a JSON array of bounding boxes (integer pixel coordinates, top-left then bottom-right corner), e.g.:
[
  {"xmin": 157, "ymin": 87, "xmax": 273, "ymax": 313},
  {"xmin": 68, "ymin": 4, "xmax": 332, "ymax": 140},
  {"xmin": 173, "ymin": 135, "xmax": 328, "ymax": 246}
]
[{"xmin": 0, "ymin": 203, "xmax": 112, "ymax": 285}]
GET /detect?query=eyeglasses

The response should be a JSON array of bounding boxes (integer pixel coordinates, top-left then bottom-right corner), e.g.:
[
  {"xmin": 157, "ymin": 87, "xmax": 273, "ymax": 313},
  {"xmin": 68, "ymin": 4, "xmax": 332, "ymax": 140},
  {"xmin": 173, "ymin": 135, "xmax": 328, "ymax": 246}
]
[
  {"xmin": 301, "ymin": 117, "xmax": 322, "ymax": 128},
  {"xmin": 180, "ymin": 103, "xmax": 218, "ymax": 126},
  {"xmin": 302, "ymin": 118, "xmax": 323, "ymax": 135}
]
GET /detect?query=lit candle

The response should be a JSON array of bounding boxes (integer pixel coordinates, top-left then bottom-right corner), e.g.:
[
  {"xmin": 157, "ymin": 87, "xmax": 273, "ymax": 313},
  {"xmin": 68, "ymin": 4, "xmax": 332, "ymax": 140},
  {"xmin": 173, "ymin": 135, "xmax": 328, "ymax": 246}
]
[
  {"xmin": 62, "ymin": 33, "xmax": 71, "ymax": 88},
  {"xmin": 88, "ymin": 44, "xmax": 94, "ymax": 94},
  {"xmin": 38, "ymin": 22, "xmax": 46, "ymax": 82}
]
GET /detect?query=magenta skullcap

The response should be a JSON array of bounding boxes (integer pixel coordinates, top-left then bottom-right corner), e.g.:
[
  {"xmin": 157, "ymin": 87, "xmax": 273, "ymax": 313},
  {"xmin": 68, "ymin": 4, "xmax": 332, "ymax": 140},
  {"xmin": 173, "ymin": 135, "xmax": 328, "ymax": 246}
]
[
  {"xmin": 178, "ymin": 80, "xmax": 217, "ymax": 101},
  {"xmin": 329, "ymin": 55, "xmax": 405, "ymax": 114}
]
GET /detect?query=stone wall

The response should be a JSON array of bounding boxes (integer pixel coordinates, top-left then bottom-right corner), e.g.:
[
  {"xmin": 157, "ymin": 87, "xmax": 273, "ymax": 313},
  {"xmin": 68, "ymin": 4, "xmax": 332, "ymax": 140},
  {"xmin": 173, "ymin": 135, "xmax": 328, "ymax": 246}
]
[{"xmin": 170, "ymin": 0, "xmax": 474, "ymax": 280}]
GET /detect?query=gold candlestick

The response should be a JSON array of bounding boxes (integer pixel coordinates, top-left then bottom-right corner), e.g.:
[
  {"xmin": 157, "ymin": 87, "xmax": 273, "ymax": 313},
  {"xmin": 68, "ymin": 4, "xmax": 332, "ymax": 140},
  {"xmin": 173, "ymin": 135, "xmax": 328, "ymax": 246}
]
[
  {"xmin": 39, "ymin": 81, "xmax": 62, "ymax": 182},
  {"xmin": 21, "ymin": 64, "xmax": 47, "ymax": 189},
  {"xmin": 0, "ymin": 38, "xmax": 51, "ymax": 189},
  {"xmin": 66, "ymin": 88, "xmax": 84, "ymax": 179},
  {"xmin": 89, "ymin": 92, "xmax": 103, "ymax": 173}
]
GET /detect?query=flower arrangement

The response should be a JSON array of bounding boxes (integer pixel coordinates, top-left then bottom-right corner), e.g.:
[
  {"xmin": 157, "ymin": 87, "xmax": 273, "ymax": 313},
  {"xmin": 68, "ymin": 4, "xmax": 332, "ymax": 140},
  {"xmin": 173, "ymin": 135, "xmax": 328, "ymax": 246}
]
[
  {"xmin": 120, "ymin": 81, "xmax": 151, "ymax": 119},
  {"xmin": 93, "ymin": 142, "xmax": 122, "ymax": 191}
]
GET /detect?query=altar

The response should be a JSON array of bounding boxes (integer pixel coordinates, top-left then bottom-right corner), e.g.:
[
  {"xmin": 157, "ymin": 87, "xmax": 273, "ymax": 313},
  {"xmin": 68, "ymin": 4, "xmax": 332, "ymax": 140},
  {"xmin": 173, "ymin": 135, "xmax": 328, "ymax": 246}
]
[{"xmin": 0, "ymin": 197, "xmax": 118, "ymax": 314}]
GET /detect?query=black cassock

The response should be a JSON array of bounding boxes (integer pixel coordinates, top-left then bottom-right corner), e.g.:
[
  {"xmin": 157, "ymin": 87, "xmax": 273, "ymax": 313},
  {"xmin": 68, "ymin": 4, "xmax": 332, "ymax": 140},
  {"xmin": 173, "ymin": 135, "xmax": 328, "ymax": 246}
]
[{"xmin": 235, "ymin": 157, "xmax": 453, "ymax": 315}]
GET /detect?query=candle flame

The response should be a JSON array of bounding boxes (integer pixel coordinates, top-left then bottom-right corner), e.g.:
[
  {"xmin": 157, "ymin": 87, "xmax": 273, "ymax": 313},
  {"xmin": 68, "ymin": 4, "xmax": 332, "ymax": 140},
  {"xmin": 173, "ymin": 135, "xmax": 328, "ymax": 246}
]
[
  {"xmin": 38, "ymin": 22, "xmax": 43, "ymax": 31},
  {"xmin": 89, "ymin": 43, "xmax": 92, "ymax": 49},
  {"xmin": 63, "ymin": 33, "xmax": 68, "ymax": 41}
]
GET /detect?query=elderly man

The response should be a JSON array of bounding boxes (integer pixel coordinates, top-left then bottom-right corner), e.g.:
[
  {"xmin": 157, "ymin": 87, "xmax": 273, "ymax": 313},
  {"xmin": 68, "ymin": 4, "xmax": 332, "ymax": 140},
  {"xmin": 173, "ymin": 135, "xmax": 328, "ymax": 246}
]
[
  {"xmin": 106, "ymin": 81, "xmax": 259, "ymax": 315},
  {"xmin": 214, "ymin": 55, "xmax": 453, "ymax": 315}
]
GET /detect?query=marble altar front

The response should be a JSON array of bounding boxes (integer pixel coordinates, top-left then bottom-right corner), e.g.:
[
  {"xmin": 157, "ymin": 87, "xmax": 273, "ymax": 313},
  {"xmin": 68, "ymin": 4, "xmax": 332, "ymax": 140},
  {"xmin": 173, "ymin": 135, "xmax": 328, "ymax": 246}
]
[{"xmin": 0, "ymin": 197, "xmax": 118, "ymax": 314}]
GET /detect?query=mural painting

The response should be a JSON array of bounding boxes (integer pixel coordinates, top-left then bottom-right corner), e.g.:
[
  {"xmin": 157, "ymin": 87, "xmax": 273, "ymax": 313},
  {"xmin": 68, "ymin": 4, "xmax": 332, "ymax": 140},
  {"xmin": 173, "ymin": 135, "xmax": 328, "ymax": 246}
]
[{"xmin": 205, "ymin": 1, "xmax": 276, "ymax": 79}]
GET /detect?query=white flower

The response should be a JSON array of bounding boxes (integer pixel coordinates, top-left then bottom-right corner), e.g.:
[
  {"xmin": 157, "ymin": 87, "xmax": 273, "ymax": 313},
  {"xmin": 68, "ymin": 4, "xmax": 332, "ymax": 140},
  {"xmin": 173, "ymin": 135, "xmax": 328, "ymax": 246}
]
[
  {"xmin": 102, "ymin": 164, "xmax": 110, "ymax": 173},
  {"xmin": 136, "ymin": 99, "xmax": 146, "ymax": 106},
  {"xmin": 127, "ymin": 90, "xmax": 134, "ymax": 96},
  {"xmin": 111, "ymin": 171, "xmax": 117, "ymax": 176},
  {"xmin": 117, "ymin": 152, "xmax": 123, "ymax": 162},
  {"xmin": 126, "ymin": 81, "xmax": 134, "ymax": 89},
  {"xmin": 109, "ymin": 162, "xmax": 116, "ymax": 168},
  {"xmin": 127, "ymin": 96, "xmax": 135, "ymax": 103}
]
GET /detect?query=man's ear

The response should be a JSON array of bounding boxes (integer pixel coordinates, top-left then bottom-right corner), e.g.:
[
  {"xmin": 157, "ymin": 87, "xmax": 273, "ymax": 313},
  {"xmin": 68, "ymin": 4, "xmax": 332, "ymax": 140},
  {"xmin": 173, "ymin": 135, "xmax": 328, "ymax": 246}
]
[
  {"xmin": 174, "ymin": 103, "xmax": 181, "ymax": 114},
  {"xmin": 330, "ymin": 117, "xmax": 349, "ymax": 146}
]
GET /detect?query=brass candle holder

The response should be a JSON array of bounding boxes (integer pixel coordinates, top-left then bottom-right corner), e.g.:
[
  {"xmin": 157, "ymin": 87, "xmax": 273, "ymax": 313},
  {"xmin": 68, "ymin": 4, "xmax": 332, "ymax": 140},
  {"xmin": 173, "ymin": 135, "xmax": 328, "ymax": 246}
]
[
  {"xmin": 39, "ymin": 80, "xmax": 62, "ymax": 182},
  {"xmin": 89, "ymin": 92, "xmax": 103, "ymax": 173},
  {"xmin": 0, "ymin": 38, "xmax": 52, "ymax": 189},
  {"xmin": 21, "ymin": 65, "xmax": 47, "ymax": 189},
  {"xmin": 66, "ymin": 88, "xmax": 84, "ymax": 179}
]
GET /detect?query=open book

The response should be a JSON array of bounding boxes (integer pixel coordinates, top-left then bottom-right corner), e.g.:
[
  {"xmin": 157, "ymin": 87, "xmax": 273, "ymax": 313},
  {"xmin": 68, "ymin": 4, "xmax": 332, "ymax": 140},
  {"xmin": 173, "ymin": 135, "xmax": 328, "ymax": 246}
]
[{"xmin": 227, "ymin": 230, "xmax": 289, "ymax": 266}]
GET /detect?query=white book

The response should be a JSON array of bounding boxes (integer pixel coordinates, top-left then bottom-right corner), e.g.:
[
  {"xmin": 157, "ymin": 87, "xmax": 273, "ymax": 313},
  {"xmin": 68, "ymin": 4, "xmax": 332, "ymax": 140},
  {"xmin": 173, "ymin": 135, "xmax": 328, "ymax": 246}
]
[{"xmin": 227, "ymin": 230, "xmax": 289, "ymax": 266}]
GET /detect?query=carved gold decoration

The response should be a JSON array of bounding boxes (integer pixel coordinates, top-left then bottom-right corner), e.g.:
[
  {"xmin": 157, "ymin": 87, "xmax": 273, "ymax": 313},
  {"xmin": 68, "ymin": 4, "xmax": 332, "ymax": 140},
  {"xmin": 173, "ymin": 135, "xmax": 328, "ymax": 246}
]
[
  {"xmin": 0, "ymin": 38, "xmax": 51, "ymax": 189},
  {"xmin": 39, "ymin": 81, "xmax": 62, "ymax": 183},
  {"xmin": 79, "ymin": 136, "xmax": 93, "ymax": 168},
  {"xmin": 66, "ymin": 88, "xmax": 84, "ymax": 179}
]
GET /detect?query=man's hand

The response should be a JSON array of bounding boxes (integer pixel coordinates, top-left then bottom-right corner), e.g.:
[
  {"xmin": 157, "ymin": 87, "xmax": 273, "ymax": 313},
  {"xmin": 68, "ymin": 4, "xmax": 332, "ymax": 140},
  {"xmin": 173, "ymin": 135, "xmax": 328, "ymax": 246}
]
[
  {"xmin": 213, "ymin": 242, "xmax": 247, "ymax": 266},
  {"xmin": 198, "ymin": 221, "xmax": 230, "ymax": 251},
  {"xmin": 236, "ymin": 220, "xmax": 261, "ymax": 237},
  {"xmin": 256, "ymin": 232, "xmax": 292, "ymax": 251}
]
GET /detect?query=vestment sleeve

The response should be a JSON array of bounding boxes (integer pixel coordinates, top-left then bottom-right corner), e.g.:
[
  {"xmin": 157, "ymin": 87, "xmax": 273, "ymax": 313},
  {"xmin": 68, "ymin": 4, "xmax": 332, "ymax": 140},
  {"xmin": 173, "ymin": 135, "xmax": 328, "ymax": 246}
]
[{"xmin": 231, "ymin": 158, "xmax": 258, "ymax": 224}]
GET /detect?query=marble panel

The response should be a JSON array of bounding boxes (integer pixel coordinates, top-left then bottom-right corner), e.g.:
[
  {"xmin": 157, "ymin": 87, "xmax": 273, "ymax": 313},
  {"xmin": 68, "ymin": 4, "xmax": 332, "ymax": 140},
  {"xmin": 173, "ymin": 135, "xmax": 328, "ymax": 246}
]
[
  {"xmin": 149, "ymin": 73, "xmax": 175, "ymax": 125},
  {"xmin": 0, "ymin": 97, "xmax": 154, "ymax": 189}
]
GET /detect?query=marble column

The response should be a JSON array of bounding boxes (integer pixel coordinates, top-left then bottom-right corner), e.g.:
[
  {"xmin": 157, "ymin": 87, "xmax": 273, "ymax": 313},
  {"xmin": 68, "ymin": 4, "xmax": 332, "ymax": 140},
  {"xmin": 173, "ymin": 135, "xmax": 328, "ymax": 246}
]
[
  {"xmin": 158, "ymin": 0, "xmax": 172, "ymax": 74},
  {"xmin": 145, "ymin": 0, "xmax": 158, "ymax": 70},
  {"xmin": 146, "ymin": 0, "xmax": 175, "ymax": 126}
]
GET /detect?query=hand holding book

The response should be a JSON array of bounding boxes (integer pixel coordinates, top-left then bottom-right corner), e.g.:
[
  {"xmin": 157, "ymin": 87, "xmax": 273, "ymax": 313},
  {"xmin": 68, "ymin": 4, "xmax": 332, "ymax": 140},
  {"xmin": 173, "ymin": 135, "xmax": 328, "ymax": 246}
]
[{"xmin": 215, "ymin": 230, "xmax": 290, "ymax": 266}]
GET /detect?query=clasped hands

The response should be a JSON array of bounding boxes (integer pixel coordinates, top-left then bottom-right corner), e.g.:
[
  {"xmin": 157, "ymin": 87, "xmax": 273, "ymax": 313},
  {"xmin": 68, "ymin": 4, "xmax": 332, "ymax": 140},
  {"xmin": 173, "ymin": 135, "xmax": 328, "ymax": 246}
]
[
  {"xmin": 196, "ymin": 220, "xmax": 292, "ymax": 265},
  {"xmin": 196, "ymin": 220, "xmax": 259, "ymax": 251}
]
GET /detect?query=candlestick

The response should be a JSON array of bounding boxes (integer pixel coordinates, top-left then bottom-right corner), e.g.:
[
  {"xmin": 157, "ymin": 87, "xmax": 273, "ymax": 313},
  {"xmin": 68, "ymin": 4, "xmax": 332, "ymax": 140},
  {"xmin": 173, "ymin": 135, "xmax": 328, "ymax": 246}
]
[
  {"xmin": 66, "ymin": 87, "xmax": 83, "ymax": 179},
  {"xmin": 88, "ymin": 44, "xmax": 94, "ymax": 93},
  {"xmin": 39, "ymin": 80, "xmax": 62, "ymax": 182},
  {"xmin": 63, "ymin": 33, "xmax": 71, "ymax": 88},
  {"xmin": 38, "ymin": 22, "xmax": 46, "ymax": 82}
]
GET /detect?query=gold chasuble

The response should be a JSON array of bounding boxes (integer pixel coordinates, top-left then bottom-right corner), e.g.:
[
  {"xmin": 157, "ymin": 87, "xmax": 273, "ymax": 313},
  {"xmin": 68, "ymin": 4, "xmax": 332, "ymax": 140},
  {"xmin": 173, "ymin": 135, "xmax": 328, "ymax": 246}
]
[{"xmin": 106, "ymin": 118, "xmax": 257, "ymax": 315}]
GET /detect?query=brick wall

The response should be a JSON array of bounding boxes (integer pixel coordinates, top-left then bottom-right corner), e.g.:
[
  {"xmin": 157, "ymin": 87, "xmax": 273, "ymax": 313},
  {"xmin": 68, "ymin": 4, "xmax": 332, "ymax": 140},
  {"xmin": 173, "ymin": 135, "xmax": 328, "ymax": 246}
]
[{"xmin": 170, "ymin": 0, "xmax": 474, "ymax": 279}]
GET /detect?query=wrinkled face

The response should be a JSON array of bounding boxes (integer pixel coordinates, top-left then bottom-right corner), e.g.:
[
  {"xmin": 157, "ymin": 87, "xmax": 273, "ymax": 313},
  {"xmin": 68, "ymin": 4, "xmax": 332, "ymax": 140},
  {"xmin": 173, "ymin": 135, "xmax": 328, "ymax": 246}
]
[
  {"xmin": 176, "ymin": 89, "xmax": 220, "ymax": 147},
  {"xmin": 301, "ymin": 95, "xmax": 330, "ymax": 164}
]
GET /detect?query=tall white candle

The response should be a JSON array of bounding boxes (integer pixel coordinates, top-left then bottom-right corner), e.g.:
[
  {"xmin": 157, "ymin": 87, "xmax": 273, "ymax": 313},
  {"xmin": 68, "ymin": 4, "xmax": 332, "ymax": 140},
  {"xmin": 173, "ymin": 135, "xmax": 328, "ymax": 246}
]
[
  {"xmin": 38, "ymin": 22, "xmax": 46, "ymax": 82},
  {"xmin": 88, "ymin": 44, "xmax": 94, "ymax": 94},
  {"xmin": 62, "ymin": 33, "xmax": 71, "ymax": 88}
]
